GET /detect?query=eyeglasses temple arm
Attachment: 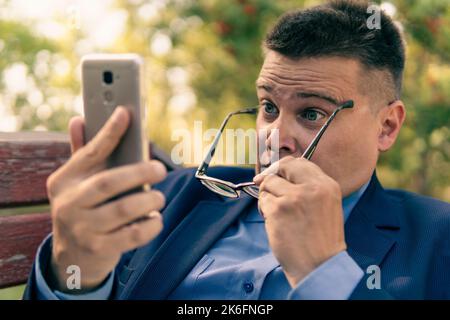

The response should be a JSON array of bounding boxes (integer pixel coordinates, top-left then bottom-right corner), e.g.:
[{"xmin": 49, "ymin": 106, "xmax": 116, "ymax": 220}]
[
  {"xmin": 196, "ymin": 108, "xmax": 258, "ymax": 175},
  {"xmin": 302, "ymin": 100, "xmax": 353, "ymax": 160}
]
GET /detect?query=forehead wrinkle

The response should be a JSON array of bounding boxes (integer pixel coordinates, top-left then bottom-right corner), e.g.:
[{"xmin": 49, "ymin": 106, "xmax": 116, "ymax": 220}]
[
  {"xmin": 257, "ymin": 54, "xmax": 359, "ymax": 103},
  {"xmin": 260, "ymin": 56, "xmax": 355, "ymax": 81},
  {"xmin": 257, "ymin": 73, "xmax": 346, "ymax": 105}
]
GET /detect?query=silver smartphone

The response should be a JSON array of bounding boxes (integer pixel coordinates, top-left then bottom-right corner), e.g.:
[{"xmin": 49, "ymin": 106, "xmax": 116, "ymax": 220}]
[{"xmin": 81, "ymin": 53, "xmax": 150, "ymax": 201}]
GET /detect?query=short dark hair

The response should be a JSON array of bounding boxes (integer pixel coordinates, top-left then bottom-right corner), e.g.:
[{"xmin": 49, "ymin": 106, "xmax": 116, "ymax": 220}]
[{"xmin": 264, "ymin": 0, "xmax": 405, "ymax": 100}]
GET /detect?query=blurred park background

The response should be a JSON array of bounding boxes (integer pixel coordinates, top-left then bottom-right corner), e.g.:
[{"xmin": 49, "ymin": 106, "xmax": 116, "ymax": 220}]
[{"xmin": 0, "ymin": 0, "xmax": 449, "ymax": 299}]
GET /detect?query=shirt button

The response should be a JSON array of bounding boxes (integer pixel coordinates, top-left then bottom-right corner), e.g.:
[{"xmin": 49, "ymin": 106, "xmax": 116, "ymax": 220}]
[{"xmin": 243, "ymin": 281, "xmax": 254, "ymax": 293}]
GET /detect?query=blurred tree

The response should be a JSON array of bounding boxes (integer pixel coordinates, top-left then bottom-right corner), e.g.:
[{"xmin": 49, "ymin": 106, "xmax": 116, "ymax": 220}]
[
  {"xmin": 374, "ymin": 0, "xmax": 450, "ymax": 200},
  {"xmin": 0, "ymin": 17, "xmax": 82, "ymax": 132},
  {"xmin": 0, "ymin": 0, "xmax": 448, "ymax": 201}
]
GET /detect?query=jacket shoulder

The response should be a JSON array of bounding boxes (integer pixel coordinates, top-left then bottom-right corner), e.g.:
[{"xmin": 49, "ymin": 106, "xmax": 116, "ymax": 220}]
[
  {"xmin": 384, "ymin": 188, "xmax": 450, "ymax": 243},
  {"xmin": 386, "ymin": 188, "xmax": 450, "ymax": 221}
]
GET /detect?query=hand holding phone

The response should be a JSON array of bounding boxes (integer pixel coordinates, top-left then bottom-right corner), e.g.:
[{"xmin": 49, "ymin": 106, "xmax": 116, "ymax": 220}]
[
  {"xmin": 43, "ymin": 54, "xmax": 167, "ymax": 292},
  {"xmin": 82, "ymin": 53, "xmax": 150, "ymax": 200}
]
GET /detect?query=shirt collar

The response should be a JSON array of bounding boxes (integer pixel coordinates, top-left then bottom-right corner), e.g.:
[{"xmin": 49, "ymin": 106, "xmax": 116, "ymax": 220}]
[
  {"xmin": 342, "ymin": 180, "xmax": 370, "ymax": 222},
  {"xmin": 243, "ymin": 179, "xmax": 371, "ymax": 223}
]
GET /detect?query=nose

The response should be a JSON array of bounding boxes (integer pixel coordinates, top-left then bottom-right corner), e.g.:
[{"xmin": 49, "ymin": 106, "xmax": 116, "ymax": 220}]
[{"xmin": 263, "ymin": 113, "xmax": 298, "ymax": 158}]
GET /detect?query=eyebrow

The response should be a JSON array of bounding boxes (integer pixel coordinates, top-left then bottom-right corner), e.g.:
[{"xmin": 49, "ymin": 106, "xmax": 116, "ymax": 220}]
[
  {"xmin": 257, "ymin": 84, "xmax": 340, "ymax": 106},
  {"xmin": 297, "ymin": 92, "xmax": 339, "ymax": 106}
]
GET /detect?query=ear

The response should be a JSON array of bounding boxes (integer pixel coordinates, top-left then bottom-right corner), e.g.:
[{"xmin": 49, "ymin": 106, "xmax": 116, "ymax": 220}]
[{"xmin": 377, "ymin": 100, "xmax": 406, "ymax": 152}]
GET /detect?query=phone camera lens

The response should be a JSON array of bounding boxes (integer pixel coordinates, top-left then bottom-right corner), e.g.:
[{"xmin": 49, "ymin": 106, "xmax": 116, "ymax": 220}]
[{"xmin": 103, "ymin": 71, "xmax": 113, "ymax": 85}]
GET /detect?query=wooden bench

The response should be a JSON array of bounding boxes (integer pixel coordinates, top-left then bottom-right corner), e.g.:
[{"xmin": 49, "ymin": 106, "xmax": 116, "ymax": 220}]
[{"xmin": 0, "ymin": 132, "xmax": 180, "ymax": 289}]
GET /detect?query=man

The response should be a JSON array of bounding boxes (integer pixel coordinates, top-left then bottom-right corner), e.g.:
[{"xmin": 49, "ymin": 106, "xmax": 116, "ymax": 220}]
[{"xmin": 24, "ymin": 0, "xmax": 450, "ymax": 300}]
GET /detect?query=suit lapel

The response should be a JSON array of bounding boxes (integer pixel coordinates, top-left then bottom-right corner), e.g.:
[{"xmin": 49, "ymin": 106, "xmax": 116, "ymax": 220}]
[
  {"xmin": 345, "ymin": 172, "xmax": 401, "ymax": 270},
  {"xmin": 123, "ymin": 194, "xmax": 255, "ymax": 299},
  {"xmin": 122, "ymin": 172, "xmax": 400, "ymax": 299}
]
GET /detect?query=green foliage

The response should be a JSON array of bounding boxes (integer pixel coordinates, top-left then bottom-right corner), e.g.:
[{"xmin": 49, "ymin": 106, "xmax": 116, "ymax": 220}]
[
  {"xmin": 0, "ymin": 20, "xmax": 54, "ymax": 73},
  {"xmin": 0, "ymin": 0, "xmax": 448, "ymax": 201},
  {"xmin": 0, "ymin": 284, "xmax": 25, "ymax": 300},
  {"xmin": 376, "ymin": 0, "xmax": 450, "ymax": 199}
]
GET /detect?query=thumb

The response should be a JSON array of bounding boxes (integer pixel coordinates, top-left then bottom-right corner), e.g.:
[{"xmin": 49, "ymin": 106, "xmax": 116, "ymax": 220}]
[{"xmin": 68, "ymin": 116, "xmax": 85, "ymax": 154}]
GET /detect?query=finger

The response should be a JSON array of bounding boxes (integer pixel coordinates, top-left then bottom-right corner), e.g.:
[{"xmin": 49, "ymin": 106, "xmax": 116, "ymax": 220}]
[
  {"xmin": 258, "ymin": 174, "xmax": 294, "ymax": 197},
  {"xmin": 258, "ymin": 190, "xmax": 280, "ymax": 219},
  {"xmin": 280, "ymin": 158, "xmax": 324, "ymax": 184},
  {"xmin": 106, "ymin": 211, "xmax": 163, "ymax": 253},
  {"xmin": 256, "ymin": 156, "xmax": 321, "ymax": 185},
  {"xmin": 69, "ymin": 116, "xmax": 85, "ymax": 154},
  {"xmin": 76, "ymin": 160, "xmax": 167, "ymax": 207},
  {"xmin": 90, "ymin": 190, "xmax": 166, "ymax": 233},
  {"xmin": 254, "ymin": 155, "xmax": 296, "ymax": 184},
  {"xmin": 69, "ymin": 106, "xmax": 130, "ymax": 173}
]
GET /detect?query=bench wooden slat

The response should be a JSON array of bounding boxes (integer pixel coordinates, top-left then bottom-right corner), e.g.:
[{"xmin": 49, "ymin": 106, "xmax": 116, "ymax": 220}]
[
  {"xmin": 0, "ymin": 213, "xmax": 51, "ymax": 289},
  {"xmin": 0, "ymin": 131, "xmax": 180, "ymax": 289},
  {"xmin": 0, "ymin": 132, "xmax": 180, "ymax": 207},
  {"xmin": 0, "ymin": 132, "xmax": 70, "ymax": 207}
]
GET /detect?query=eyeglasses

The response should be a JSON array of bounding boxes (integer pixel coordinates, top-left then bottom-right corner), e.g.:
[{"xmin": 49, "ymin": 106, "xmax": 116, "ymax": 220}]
[{"xmin": 195, "ymin": 100, "xmax": 354, "ymax": 199}]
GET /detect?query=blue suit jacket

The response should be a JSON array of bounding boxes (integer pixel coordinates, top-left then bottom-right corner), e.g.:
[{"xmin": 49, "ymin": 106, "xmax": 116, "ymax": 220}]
[{"xmin": 24, "ymin": 167, "xmax": 450, "ymax": 299}]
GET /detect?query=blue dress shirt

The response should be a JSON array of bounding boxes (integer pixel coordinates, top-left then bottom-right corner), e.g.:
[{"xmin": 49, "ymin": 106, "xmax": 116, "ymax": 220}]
[{"xmin": 34, "ymin": 181, "xmax": 369, "ymax": 300}]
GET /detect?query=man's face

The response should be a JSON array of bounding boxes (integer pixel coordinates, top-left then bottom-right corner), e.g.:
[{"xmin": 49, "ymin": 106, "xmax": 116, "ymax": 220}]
[{"xmin": 255, "ymin": 51, "xmax": 382, "ymax": 196}]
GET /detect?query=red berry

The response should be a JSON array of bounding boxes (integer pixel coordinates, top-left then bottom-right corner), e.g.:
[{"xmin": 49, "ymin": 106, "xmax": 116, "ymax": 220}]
[
  {"xmin": 216, "ymin": 21, "xmax": 232, "ymax": 35},
  {"xmin": 243, "ymin": 4, "xmax": 256, "ymax": 16},
  {"xmin": 425, "ymin": 17, "xmax": 441, "ymax": 35}
]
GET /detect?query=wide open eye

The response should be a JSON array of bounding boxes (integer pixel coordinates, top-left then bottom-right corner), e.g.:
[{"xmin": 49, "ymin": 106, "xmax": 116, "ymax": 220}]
[
  {"xmin": 262, "ymin": 101, "xmax": 279, "ymax": 115},
  {"xmin": 299, "ymin": 109, "xmax": 326, "ymax": 122}
]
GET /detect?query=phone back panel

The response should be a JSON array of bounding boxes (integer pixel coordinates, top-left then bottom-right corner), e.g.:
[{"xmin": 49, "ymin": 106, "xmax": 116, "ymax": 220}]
[{"xmin": 81, "ymin": 54, "xmax": 149, "ymax": 197}]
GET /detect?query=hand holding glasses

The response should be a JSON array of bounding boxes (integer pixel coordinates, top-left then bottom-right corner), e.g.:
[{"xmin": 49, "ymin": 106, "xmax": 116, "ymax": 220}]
[{"xmin": 195, "ymin": 100, "xmax": 354, "ymax": 199}]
